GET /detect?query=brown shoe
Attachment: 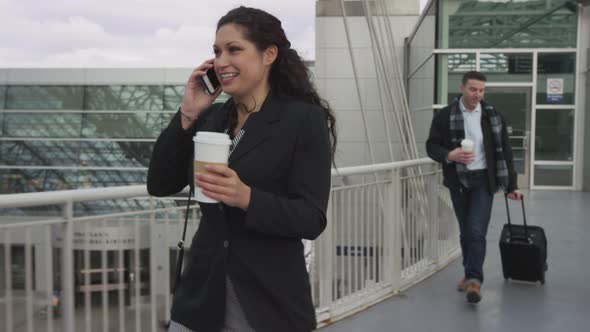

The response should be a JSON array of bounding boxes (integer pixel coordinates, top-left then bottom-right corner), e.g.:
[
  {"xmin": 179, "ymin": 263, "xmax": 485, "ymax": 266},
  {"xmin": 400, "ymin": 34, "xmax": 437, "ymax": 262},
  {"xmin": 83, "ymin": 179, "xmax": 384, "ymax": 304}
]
[
  {"xmin": 465, "ymin": 280, "xmax": 482, "ymax": 303},
  {"xmin": 457, "ymin": 277, "xmax": 467, "ymax": 292}
]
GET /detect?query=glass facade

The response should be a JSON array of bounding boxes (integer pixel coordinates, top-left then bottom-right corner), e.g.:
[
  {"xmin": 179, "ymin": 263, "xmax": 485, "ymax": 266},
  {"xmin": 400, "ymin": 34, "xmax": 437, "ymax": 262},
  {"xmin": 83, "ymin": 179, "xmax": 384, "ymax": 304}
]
[
  {"xmin": 432, "ymin": 0, "xmax": 582, "ymax": 188},
  {"xmin": 6, "ymin": 86, "xmax": 85, "ymax": 110},
  {"xmin": 439, "ymin": 0, "xmax": 578, "ymax": 49},
  {"xmin": 84, "ymin": 85, "xmax": 164, "ymax": 111},
  {"xmin": 0, "ymin": 84, "xmax": 229, "ymax": 199}
]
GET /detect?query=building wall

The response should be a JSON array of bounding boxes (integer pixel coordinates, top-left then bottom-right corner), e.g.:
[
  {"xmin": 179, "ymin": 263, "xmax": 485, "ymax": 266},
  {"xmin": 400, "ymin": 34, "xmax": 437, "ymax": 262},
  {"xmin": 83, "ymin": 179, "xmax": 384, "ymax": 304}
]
[
  {"xmin": 315, "ymin": 13, "xmax": 419, "ymax": 166},
  {"xmin": 407, "ymin": 2, "xmax": 436, "ymax": 157}
]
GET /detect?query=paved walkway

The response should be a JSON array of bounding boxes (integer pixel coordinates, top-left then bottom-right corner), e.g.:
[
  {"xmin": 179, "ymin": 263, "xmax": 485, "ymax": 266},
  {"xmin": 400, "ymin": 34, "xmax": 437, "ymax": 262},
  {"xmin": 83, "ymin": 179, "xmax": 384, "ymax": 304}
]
[{"xmin": 321, "ymin": 191, "xmax": 590, "ymax": 332}]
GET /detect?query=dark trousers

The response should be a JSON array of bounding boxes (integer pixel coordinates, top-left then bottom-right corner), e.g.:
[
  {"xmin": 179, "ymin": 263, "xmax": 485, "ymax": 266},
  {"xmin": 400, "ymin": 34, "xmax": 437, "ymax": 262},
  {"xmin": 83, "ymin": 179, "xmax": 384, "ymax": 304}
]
[{"xmin": 449, "ymin": 171, "xmax": 494, "ymax": 283}]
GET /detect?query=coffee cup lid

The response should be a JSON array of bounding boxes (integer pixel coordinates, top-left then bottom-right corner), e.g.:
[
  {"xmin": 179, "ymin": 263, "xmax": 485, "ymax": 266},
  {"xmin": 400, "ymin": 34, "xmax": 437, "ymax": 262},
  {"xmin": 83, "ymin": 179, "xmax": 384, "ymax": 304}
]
[
  {"xmin": 193, "ymin": 131, "xmax": 231, "ymax": 145},
  {"xmin": 461, "ymin": 139, "xmax": 473, "ymax": 145}
]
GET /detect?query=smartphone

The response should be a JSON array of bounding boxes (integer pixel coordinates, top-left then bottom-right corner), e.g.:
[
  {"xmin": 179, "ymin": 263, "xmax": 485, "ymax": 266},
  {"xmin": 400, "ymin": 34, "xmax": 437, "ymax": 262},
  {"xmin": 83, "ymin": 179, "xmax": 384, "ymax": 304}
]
[{"xmin": 200, "ymin": 68, "xmax": 220, "ymax": 95}]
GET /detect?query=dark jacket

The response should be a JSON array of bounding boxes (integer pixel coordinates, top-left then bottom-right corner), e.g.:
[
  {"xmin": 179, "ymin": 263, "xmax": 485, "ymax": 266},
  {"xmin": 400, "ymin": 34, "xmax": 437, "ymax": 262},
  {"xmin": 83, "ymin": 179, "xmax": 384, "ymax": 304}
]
[
  {"xmin": 425, "ymin": 98, "xmax": 518, "ymax": 193},
  {"xmin": 147, "ymin": 94, "xmax": 331, "ymax": 332}
]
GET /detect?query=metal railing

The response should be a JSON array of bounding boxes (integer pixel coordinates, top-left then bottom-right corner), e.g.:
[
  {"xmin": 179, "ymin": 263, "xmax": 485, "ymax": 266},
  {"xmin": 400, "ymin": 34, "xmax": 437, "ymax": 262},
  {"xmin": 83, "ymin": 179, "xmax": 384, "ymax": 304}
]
[{"xmin": 0, "ymin": 158, "xmax": 459, "ymax": 331}]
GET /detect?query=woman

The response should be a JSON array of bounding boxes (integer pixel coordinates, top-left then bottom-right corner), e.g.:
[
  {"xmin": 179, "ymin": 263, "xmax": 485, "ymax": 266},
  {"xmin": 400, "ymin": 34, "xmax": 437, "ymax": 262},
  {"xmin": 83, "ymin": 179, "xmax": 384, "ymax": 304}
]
[{"xmin": 147, "ymin": 6, "xmax": 336, "ymax": 332}]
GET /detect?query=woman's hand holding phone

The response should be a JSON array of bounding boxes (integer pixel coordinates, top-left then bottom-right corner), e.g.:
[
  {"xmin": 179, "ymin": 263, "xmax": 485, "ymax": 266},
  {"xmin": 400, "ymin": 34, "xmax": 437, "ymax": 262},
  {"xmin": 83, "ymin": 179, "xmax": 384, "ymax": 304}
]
[{"xmin": 180, "ymin": 59, "xmax": 222, "ymax": 130}]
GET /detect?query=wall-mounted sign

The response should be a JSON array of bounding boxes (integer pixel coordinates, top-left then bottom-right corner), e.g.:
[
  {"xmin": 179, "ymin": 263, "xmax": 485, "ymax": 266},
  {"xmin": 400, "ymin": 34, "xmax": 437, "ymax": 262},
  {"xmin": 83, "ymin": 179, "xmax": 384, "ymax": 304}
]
[
  {"xmin": 54, "ymin": 224, "xmax": 149, "ymax": 250},
  {"xmin": 547, "ymin": 78, "xmax": 564, "ymax": 103}
]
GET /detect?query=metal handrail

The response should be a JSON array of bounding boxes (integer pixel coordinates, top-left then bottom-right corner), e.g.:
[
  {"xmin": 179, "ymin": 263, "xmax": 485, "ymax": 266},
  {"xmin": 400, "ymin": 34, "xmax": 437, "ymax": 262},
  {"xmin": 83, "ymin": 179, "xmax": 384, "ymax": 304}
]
[
  {"xmin": 0, "ymin": 158, "xmax": 436, "ymax": 208},
  {"xmin": 0, "ymin": 158, "xmax": 455, "ymax": 332}
]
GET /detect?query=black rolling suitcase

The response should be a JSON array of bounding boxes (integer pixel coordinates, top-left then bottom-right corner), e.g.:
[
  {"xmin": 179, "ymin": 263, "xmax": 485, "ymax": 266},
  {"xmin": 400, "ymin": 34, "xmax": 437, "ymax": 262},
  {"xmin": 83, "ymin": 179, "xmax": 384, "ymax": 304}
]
[{"xmin": 499, "ymin": 193, "xmax": 547, "ymax": 284}]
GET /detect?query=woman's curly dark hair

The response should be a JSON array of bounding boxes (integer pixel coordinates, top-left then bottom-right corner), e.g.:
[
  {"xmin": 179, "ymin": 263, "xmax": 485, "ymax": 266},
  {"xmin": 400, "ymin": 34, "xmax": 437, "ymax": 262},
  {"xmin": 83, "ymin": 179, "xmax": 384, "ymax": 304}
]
[{"xmin": 217, "ymin": 6, "xmax": 337, "ymax": 158}]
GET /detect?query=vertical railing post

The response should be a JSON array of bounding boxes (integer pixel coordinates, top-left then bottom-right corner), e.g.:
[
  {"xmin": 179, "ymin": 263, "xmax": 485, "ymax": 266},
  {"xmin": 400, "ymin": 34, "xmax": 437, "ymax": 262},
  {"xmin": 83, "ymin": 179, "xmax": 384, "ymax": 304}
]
[
  {"xmin": 384, "ymin": 169, "xmax": 402, "ymax": 293},
  {"xmin": 383, "ymin": 172, "xmax": 393, "ymax": 283},
  {"xmin": 4, "ymin": 230, "xmax": 13, "ymax": 332},
  {"xmin": 427, "ymin": 172, "xmax": 440, "ymax": 267},
  {"xmin": 391, "ymin": 169, "xmax": 402, "ymax": 293},
  {"xmin": 149, "ymin": 197, "xmax": 157, "ymax": 332},
  {"xmin": 44, "ymin": 225, "xmax": 55, "ymax": 332},
  {"xmin": 25, "ymin": 229, "xmax": 33, "ymax": 332},
  {"xmin": 62, "ymin": 201, "xmax": 75, "ymax": 332},
  {"xmin": 318, "ymin": 194, "xmax": 334, "ymax": 310}
]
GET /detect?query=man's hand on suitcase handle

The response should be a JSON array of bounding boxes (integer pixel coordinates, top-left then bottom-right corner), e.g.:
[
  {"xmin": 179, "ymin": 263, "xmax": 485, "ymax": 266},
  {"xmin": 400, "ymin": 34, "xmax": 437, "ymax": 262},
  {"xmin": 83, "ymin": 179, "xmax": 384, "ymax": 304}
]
[{"xmin": 507, "ymin": 190, "xmax": 523, "ymax": 201}]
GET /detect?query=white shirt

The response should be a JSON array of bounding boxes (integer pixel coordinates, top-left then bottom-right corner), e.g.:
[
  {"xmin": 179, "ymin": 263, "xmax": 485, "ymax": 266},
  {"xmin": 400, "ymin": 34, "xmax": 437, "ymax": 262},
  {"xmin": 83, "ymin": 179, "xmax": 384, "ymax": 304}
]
[{"xmin": 459, "ymin": 98, "xmax": 487, "ymax": 170}]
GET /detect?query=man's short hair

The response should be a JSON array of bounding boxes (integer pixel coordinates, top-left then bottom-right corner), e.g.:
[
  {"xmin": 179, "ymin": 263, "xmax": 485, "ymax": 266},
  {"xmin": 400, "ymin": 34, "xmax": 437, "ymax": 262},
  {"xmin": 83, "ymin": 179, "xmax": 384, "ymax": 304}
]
[{"xmin": 462, "ymin": 71, "xmax": 487, "ymax": 85}]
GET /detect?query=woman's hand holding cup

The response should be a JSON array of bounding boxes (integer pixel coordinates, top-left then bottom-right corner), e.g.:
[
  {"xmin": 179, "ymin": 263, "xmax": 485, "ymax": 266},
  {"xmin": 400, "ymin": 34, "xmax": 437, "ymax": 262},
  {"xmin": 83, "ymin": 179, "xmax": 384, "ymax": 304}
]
[
  {"xmin": 180, "ymin": 59, "xmax": 223, "ymax": 129},
  {"xmin": 195, "ymin": 165, "xmax": 251, "ymax": 210}
]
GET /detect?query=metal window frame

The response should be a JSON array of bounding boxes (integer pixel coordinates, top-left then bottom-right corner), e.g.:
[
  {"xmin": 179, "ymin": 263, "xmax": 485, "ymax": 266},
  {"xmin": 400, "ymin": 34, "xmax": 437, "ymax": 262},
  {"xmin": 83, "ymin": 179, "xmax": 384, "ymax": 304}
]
[{"xmin": 431, "ymin": 45, "xmax": 582, "ymax": 190}]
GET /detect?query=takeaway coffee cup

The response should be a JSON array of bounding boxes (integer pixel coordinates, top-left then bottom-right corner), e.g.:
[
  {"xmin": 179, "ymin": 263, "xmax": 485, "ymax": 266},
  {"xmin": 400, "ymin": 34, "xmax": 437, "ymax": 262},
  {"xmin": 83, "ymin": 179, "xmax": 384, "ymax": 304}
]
[
  {"xmin": 193, "ymin": 132, "xmax": 232, "ymax": 203},
  {"xmin": 461, "ymin": 138, "xmax": 474, "ymax": 152}
]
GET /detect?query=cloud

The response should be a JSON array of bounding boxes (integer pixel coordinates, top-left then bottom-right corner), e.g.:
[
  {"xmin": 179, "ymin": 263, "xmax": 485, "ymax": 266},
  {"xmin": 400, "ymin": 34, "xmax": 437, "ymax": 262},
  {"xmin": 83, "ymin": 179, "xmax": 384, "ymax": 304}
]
[{"xmin": 0, "ymin": 0, "xmax": 316, "ymax": 67}]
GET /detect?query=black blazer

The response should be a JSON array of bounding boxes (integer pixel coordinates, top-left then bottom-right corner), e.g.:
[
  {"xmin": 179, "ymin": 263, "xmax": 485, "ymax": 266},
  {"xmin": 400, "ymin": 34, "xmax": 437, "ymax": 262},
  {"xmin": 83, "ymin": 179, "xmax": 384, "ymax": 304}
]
[
  {"xmin": 147, "ymin": 95, "xmax": 331, "ymax": 332},
  {"xmin": 425, "ymin": 98, "xmax": 518, "ymax": 193}
]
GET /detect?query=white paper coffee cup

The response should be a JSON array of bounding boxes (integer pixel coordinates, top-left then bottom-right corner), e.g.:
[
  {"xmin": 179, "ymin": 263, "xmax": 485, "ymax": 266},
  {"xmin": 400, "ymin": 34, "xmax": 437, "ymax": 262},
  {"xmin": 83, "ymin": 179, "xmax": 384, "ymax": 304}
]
[
  {"xmin": 461, "ymin": 139, "xmax": 474, "ymax": 152},
  {"xmin": 193, "ymin": 132, "xmax": 231, "ymax": 203}
]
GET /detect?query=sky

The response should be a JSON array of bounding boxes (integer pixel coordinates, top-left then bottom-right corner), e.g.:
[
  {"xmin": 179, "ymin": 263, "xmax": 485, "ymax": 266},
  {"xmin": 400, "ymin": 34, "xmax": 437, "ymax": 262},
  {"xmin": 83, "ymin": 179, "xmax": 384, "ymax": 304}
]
[{"xmin": 0, "ymin": 0, "xmax": 428, "ymax": 67}]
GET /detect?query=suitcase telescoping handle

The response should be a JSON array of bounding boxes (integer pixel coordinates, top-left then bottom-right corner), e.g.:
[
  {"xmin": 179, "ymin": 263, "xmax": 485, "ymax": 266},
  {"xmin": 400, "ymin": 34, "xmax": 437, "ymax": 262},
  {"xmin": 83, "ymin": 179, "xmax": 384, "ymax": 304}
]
[{"xmin": 504, "ymin": 192, "xmax": 528, "ymax": 241}]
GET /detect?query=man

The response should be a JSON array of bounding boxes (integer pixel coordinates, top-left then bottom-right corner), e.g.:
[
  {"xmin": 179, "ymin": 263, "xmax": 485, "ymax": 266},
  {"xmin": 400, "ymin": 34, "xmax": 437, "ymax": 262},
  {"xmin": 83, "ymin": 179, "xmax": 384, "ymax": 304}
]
[{"xmin": 426, "ymin": 71, "xmax": 522, "ymax": 304}]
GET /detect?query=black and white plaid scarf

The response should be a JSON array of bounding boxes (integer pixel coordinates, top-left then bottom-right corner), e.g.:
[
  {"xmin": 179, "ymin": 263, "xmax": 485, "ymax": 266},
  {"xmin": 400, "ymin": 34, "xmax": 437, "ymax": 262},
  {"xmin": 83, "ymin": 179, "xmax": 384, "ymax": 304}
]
[{"xmin": 449, "ymin": 96, "xmax": 509, "ymax": 190}]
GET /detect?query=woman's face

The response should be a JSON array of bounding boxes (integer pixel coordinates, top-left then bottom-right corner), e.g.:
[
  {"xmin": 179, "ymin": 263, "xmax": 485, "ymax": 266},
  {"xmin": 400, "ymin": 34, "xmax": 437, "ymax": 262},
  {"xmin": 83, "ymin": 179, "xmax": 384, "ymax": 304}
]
[{"xmin": 213, "ymin": 23, "xmax": 271, "ymax": 98}]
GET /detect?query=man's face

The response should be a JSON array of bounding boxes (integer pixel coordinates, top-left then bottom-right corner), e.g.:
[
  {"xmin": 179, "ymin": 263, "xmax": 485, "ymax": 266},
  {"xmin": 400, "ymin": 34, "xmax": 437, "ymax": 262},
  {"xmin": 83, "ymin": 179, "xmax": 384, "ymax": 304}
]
[{"xmin": 460, "ymin": 79, "xmax": 485, "ymax": 111}]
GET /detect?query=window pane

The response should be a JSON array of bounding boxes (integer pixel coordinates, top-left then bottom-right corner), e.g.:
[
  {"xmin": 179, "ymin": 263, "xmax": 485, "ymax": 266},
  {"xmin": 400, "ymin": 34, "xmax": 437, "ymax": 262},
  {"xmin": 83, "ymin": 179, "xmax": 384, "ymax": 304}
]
[
  {"xmin": 164, "ymin": 85, "xmax": 230, "ymax": 110},
  {"xmin": 1, "ymin": 139, "xmax": 153, "ymax": 168},
  {"xmin": 0, "ymin": 245, "xmax": 36, "ymax": 290},
  {"xmin": 81, "ymin": 113, "xmax": 169, "ymax": 138},
  {"xmin": 74, "ymin": 199, "xmax": 168, "ymax": 217},
  {"xmin": 439, "ymin": 0, "xmax": 577, "ymax": 49},
  {"xmin": 0, "ymin": 168, "xmax": 73, "ymax": 193},
  {"xmin": 0, "ymin": 85, "xmax": 6, "ymax": 109},
  {"xmin": 437, "ymin": 53, "xmax": 476, "ymax": 105},
  {"xmin": 77, "ymin": 170, "xmax": 147, "ymax": 188},
  {"xmin": 480, "ymin": 53, "xmax": 532, "ymax": 82},
  {"xmin": 534, "ymin": 165, "xmax": 572, "ymax": 186},
  {"xmin": 84, "ymin": 86, "xmax": 164, "ymax": 111},
  {"xmin": 536, "ymin": 53, "xmax": 576, "ymax": 105},
  {"xmin": 0, "ymin": 86, "xmax": 5, "ymax": 136},
  {"xmin": 535, "ymin": 109, "xmax": 574, "ymax": 161},
  {"xmin": 6, "ymin": 86, "xmax": 84, "ymax": 110},
  {"xmin": 0, "ymin": 168, "xmax": 147, "ymax": 194},
  {"xmin": 1, "ymin": 141, "xmax": 81, "ymax": 166},
  {"xmin": 80, "ymin": 141, "xmax": 153, "ymax": 167},
  {"xmin": 2, "ymin": 113, "xmax": 82, "ymax": 138},
  {"xmin": 164, "ymin": 85, "xmax": 184, "ymax": 110}
]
